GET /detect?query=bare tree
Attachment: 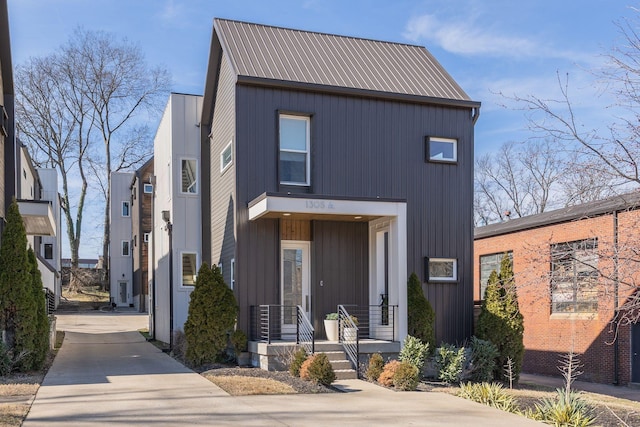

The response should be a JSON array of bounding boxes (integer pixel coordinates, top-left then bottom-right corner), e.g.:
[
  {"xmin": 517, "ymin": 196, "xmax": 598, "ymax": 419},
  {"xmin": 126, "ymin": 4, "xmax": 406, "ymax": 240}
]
[{"xmin": 16, "ymin": 28, "xmax": 170, "ymax": 288}]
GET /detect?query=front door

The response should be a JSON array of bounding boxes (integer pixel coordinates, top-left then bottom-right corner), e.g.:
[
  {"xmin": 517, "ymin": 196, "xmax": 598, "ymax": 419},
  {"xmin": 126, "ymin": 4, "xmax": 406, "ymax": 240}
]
[
  {"xmin": 281, "ymin": 241, "xmax": 310, "ymax": 336},
  {"xmin": 633, "ymin": 323, "xmax": 640, "ymax": 382},
  {"xmin": 118, "ymin": 281, "xmax": 130, "ymax": 307}
]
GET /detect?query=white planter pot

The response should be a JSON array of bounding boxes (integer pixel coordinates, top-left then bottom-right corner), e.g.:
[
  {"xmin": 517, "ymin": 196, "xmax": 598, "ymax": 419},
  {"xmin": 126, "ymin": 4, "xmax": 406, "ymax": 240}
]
[
  {"xmin": 344, "ymin": 327, "xmax": 357, "ymax": 341},
  {"xmin": 324, "ymin": 319, "xmax": 339, "ymax": 341}
]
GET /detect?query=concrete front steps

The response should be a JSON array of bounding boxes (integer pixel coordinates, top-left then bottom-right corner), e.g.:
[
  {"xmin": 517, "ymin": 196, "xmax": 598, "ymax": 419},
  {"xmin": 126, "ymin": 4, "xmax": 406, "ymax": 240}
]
[{"xmin": 314, "ymin": 342, "xmax": 357, "ymax": 380}]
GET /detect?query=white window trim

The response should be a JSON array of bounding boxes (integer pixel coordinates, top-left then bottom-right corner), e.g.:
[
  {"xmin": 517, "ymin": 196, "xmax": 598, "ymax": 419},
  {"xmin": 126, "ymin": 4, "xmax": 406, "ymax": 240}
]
[
  {"xmin": 121, "ymin": 240, "xmax": 130, "ymax": 257},
  {"xmin": 181, "ymin": 251, "xmax": 199, "ymax": 287},
  {"xmin": 230, "ymin": 258, "xmax": 235, "ymax": 290},
  {"xmin": 180, "ymin": 157, "xmax": 198, "ymax": 195},
  {"xmin": 220, "ymin": 141, "xmax": 233, "ymax": 174},
  {"xmin": 427, "ymin": 136, "xmax": 457, "ymax": 163},
  {"xmin": 122, "ymin": 201, "xmax": 130, "ymax": 217},
  {"xmin": 143, "ymin": 232, "xmax": 150, "ymax": 243},
  {"xmin": 279, "ymin": 114, "xmax": 310, "ymax": 186},
  {"xmin": 427, "ymin": 257, "xmax": 457, "ymax": 282},
  {"xmin": 143, "ymin": 183, "xmax": 153, "ymax": 193}
]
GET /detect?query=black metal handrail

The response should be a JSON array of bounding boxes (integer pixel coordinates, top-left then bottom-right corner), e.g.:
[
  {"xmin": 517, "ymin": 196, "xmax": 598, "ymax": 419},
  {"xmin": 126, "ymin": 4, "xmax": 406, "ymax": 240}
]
[
  {"xmin": 296, "ymin": 305, "xmax": 314, "ymax": 354},
  {"xmin": 337, "ymin": 304, "xmax": 398, "ymax": 341},
  {"xmin": 338, "ymin": 305, "xmax": 359, "ymax": 376},
  {"xmin": 44, "ymin": 288, "xmax": 55, "ymax": 315}
]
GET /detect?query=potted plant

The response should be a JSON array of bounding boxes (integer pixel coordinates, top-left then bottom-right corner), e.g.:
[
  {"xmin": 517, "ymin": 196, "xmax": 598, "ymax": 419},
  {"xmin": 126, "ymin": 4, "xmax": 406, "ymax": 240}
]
[
  {"xmin": 231, "ymin": 329, "xmax": 250, "ymax": 366},
  {"xmin": 344, "ymin": 315, "xmax": 359, "ymax": 341},
  {"xmin": 324, "ymin": 313, "xmax": 339, "ymax": 341}
]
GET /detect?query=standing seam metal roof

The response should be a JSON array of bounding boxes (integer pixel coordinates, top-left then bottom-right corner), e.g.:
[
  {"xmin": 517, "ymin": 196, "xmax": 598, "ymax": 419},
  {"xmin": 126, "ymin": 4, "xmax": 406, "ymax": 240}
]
[{"xmin": 214, "ymin": 18, "xmax": 476, "ymax": 104}]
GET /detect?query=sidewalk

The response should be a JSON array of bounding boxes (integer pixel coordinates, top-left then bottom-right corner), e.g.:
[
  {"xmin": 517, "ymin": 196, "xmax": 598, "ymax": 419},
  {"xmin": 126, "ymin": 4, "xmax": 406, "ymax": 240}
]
[
  {"xmin": 25, "ymin": 312, "xmax": 544, "ymax": 426},
  {"xmin": 520, "ymin": 373, "xmax": 640, "ymax": 402}
]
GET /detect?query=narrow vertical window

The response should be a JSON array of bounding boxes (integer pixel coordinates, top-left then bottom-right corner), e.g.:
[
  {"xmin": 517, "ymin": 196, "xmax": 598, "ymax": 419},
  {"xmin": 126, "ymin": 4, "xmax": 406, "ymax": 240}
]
[
  {"xmin": 121, "ymin": 241, "xmax": 130, "ymax": 257},
  {"xmin": 182, "ymin": 253, "xmax": 198, "ymax": 286},
  {"xmin": 181, "ymin": 159, "xmax": 197, "ymax": 194},
  {"xmin": 220, "ymin": 141, "xmax": 233, "ymax": 173},
  {"xmin": 230, "ymin": 258, "xmax": 235, "ymax": 290},
  {"xmin": 122, "ymin": 201, "xmax": 130, "ymax": 217},
  {"xmin": 279, "ymin": 114, "xmax": 310, "ymax": 185},
  {"xmin": 44, "ymin": 243, "xmax": 53, "ymax": 260}
]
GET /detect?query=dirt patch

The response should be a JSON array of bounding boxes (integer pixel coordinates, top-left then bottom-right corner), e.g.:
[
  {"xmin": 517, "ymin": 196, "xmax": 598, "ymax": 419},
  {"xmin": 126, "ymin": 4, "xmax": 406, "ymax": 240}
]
[{"xmin": 204, "ymin": 375, "xmax": 296, "ymax": 395}]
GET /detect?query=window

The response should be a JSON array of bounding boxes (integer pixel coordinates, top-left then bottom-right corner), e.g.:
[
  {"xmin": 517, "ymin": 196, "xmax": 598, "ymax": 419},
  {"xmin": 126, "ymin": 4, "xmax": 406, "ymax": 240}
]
[
  {"xmin": 0, "ymin": 105, "xmax": 7, "ymax": 137},
  {"xmin": 44, "ymin": 243, "xmax": 53, "ymax": 260},
  {"xmin": 551, "ymin": 238, "xmax": 598, "ymax": 313},
  {"xmin": 479, "ymin": 251, "xmax": 513, "ymax": 300},
  {"xmin": 279, "ymin": 114, "xmax": 310, "ymax": 185},
  {"xmin": 121, "ymin": 241, "xmax": 130, "ymax": 257},
  {"xmin": 181, "ymin": 159, "xmax": 197, "ymax": 194},
  {"xmin": 122, "ymin": 201, "xmax": 130, "ymax": 217},
  {"xmin": 426, "ymin": 257, "xmax": 457, "ymax": 282},
  {"xmin": 426, "ymin": 136, "xmax": 457, "ymax": 163},
  {"xmin": 230, "ymin": 258, "xmax": 235, "ymax": 290},
  {"xmin": 143, "ymin": 232, "xmax": 150, "ymax": 243},
  {"xmin": 220, "ymin": 141, "xmax": 233, "ymax": 173},
  {"xmin": 182, "ymin": 253, "xmax": 197, "ymax": 286},
  {"xmin": 143, "ymin": 183, "xmax": 153, "ymax": 193}
]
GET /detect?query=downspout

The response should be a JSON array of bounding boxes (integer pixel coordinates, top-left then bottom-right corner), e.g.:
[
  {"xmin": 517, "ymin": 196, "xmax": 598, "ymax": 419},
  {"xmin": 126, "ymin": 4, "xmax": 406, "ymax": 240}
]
[
  {"xmin": 613, "ymin": 209, "xmax": 619, "ymax": 385},
  {"xmin": 472, "ymin": 106, "xmax": 481, "ymax": 125}
]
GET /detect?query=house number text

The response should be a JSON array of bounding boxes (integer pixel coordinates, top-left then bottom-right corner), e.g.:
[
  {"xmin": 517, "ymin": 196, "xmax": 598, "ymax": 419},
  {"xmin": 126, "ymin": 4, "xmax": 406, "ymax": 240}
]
[{"xmin": 305, "ymin": 200, "xmax": 335, "ymax": 209}]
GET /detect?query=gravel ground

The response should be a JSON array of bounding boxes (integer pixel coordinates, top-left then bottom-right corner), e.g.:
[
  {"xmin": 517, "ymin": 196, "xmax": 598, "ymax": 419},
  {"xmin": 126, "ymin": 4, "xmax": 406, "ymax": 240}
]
[{"xmin": 199, "ymin": 365, "xmax": 339, "ymax": 394}]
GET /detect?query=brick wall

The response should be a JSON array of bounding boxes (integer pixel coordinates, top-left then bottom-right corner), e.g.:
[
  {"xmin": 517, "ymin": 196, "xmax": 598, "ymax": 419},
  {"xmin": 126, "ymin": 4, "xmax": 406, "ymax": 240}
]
[{"xmin": 474, "ymin": 210, "xmax": 640, "ymax": 385}]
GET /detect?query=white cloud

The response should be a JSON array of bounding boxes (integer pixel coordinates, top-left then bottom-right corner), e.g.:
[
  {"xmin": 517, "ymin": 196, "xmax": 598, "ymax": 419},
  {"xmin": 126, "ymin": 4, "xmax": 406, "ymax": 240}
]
[{"xmin": 157, "ymin": 0, "xmax": 186, "ymax": 22}]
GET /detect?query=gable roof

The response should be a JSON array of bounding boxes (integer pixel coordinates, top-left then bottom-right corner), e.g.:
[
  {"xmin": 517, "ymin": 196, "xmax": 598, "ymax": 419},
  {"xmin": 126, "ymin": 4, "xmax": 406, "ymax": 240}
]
[
  {"xmin": 475, "ymin": 191, "xmax": 640, "ymax": 240},
  {"xmin": 203, "ymin": 19, "xmax": 480, "ymax": 121}
]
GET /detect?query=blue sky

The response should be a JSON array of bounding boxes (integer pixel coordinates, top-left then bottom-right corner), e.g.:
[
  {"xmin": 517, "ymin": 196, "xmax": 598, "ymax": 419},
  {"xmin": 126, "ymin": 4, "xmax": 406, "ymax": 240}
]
[{"xmin": 6, "ymin": 0, "xmax": 633, "ymax": 257}]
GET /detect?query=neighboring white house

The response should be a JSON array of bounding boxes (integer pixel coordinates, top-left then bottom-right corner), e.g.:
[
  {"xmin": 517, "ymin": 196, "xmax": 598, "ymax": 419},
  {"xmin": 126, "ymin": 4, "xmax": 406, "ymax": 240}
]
[
  {"xmin": 109, "ymin": 172, "xmax": 134, "ymax": 307},
  {"xmin": 16, "ymin": 145, "xmax": 60, "ymax": 310},
  {"xmin": 150, "ymin": 93, "xmax": 203, "ymax": 344}
]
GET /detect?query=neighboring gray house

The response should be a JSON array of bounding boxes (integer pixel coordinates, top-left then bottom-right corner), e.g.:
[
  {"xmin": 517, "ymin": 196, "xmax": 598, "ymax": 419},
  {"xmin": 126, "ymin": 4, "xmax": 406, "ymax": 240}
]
[
  {"xmin": 109, "ymin": 172, "xmax": 134, "ymax": 307},
  {"xmin": 199, "ymin": 18, "xmax": 480, "ymax": 364}
]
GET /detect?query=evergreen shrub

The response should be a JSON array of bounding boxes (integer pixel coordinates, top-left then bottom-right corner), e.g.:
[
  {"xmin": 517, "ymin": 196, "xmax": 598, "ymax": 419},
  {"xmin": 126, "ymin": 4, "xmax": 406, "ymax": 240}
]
[
  {"xmin": 307, "ymin": 353, "xmax": 336, "ymax": 385},
  {"xmin": 366, "ymin": 353, "xmax": 385, "ymax": 382},
  {"xmin": 435, "ymin": 343, "xmax": 466, "ymax": 384},
  {"xmin": 289, "ymin": 347, "xmax": 308, "ymax": 377},
  {"xmin": 407, "ymin": 272, "xmax": 435, "ymax": 352},
  {"xmin": 470, "ymin": 336, "xmax": 499, "ymax": 382},
  {"xmin": 399, "ymin": 335, "xmax": 429, "ymax": 373},
  {"xmin": 393, "ymin": 361, "xmax": 419, "ymax": 391},
  {"xmin": 378, "ymin": 360, "xmax": 401, "ymax": 387}
]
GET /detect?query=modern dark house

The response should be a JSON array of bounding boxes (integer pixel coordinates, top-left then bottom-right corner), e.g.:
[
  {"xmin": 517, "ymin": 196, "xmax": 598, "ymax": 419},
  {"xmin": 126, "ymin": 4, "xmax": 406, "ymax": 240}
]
[
  {"xmin": 0, "ymin": 0, "xmax": 15, "ymax": 240},
  {"xmin": 131, "ymin": 157, "xmax": 154, "ymax": 312},
  {"xmin": 199, "ymin": 18, "xmax": 480, "ymax": 369}
]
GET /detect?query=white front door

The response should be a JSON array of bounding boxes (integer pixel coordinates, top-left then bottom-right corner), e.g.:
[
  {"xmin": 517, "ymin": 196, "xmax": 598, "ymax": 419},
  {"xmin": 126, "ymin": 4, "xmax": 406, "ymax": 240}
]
[
  {"xmin": 118, "ymin": 280, "xmax": 131, "ymax": 306},
  {"xmin": 281, "ymin": 241, "xmax": 310, "ymax": 336}
]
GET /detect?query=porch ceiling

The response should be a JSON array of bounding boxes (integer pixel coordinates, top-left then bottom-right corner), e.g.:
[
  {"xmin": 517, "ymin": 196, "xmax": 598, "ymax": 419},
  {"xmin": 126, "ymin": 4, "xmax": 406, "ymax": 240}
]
[{"xmin": 17, "ymin": 200, "xmax": 56, "ymax": 236}]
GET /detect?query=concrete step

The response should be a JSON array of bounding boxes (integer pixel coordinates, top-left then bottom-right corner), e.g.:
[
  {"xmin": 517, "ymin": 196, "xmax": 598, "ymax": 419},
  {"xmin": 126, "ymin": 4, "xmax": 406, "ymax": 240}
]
[
  {"xmin": 334, "ymin": 369, "xmax": 358, "ymax": 380},
  {"xmin": 323, "ymin": 351, "xmax": 348, "ymax": 361},
  {"xmin": 329, "ymin": 360, "xmax": 353, "ymax": 370},
  {"xmin": 314, "ymin": 342, "xmax": 344, "ymax": 352}
]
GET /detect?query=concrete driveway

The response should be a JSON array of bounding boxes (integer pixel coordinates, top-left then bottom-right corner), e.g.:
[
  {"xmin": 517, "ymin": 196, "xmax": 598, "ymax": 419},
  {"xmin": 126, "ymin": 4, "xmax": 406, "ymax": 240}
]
[{"xmin": 24, "ymin": 312, "xmax": 543, "ymax": 426}]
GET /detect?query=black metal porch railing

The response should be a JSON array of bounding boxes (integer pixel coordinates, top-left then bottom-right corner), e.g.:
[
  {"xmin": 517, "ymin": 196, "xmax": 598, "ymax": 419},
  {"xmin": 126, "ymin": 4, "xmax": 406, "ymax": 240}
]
[
  {"xmin": 338, "ymin": 304, "xmax": 398, "ymax": 341},
  {"xmin": 249, "ymin": 305, "xmax": 315, "ymax": 352},
  {"xmin": 338, "ymin": 305, "xmax": 359, "ymax": 376}
]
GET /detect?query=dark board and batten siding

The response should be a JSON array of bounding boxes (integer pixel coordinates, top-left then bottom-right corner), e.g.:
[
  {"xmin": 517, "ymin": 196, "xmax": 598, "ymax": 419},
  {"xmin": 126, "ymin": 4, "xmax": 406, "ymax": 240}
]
[{"xmin": 234, "ymin": 83, "xmax": 474, "ymax": 344}]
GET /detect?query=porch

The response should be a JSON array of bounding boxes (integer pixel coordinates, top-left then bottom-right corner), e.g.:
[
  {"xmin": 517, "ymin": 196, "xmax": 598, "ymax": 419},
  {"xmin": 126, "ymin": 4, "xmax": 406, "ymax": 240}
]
[{"xmin": 248, "ymin": 304, "xmax": 401, "ymax": 376}]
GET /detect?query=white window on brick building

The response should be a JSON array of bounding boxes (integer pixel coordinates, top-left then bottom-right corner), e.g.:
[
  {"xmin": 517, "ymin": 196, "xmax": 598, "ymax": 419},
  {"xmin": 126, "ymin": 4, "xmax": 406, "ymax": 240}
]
[
  {"xmin": 550, "ymin": 238, "xmax": 598, "ymax": 313},
  {"xmin": 479, "ymin": 251, "xmax": 512, "ymax": 300}
]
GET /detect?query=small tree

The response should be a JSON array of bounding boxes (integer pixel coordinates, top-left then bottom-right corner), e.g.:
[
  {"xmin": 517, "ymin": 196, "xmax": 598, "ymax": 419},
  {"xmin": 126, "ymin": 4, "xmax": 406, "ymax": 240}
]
[
  {"xmin": 0, "ymin": 200, "xmax": 33, "ymax": 370},
  {"xmin": 407, "ymin": 272, "xmax": 436, "ymax": 352},
  {"xmin": 184, "ymin": 263, "xmax": 238, "ymax": 366},
  {"xmin": 476, "ymin": 254, "xmax": 525, "ymax": 383},
  {"xmin": 27, "ymin": 248, "xmax": 50, "ymax": 370}
]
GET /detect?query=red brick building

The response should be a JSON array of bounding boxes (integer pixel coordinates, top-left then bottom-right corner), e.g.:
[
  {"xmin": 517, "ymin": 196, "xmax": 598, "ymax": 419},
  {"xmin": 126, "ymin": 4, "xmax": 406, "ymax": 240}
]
[{"xmin": 474, "ymin": 193, "xmax": 640, "ymax": 385}]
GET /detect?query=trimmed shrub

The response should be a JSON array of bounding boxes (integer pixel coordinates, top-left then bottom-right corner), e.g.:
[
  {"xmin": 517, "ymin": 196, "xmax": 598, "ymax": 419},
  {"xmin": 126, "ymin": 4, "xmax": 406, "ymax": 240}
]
[
  {"xmin": 476, "ymin": 254, "xmax": 524, "ymax": 383},
  {"xmin": 378, "ymin": 360, "xmax": 401, "ymax": 387},
  {"xmin": 470, "ymin": 337, "xmax": 499, "ymax": 382},
  {"xmin": 0, "ymin": 341, "xmax": 11, "ymax": 376},
  {"xmin": 366, "ymin": 353, "xmax": 385, "ymax": 382},
  {"xmin": 407, "ymin": 273, "xmax": 436, "ymax": 352},
  {"xmin": 393, "ymin": 361, "xmax": 419, "ymax": 391},
  {"xmin": 458, "ymin": 382, "xmax": 518, "ymax": 412},
  {"xmin": 299, "ymin": 354, "xmax": 317, "ymax": 381},
  {"xmin": 27, "ymin": 248, "xmax": 49, "ymax": 370},
  {"xmin": 399, "ymin": 335, "xmax": 429, "ymax": 373},
  {"xmin": 0, "ymin": 200, "xmax": 35, "ymax": 372},
  {"xmin": 289, "ymin": 347, "xmax": 308, "ymax": 377},
  {"xmin": 307, "ymin": 353, "xmax": 336, "ymax": 385},
  {"xmin": 435, "ymin": 344, "xmax": 466, "ymax": 384},
  {"xmin": 231, "ymin": 329, "xmax": 248, "ymax": 353},
  {"xmin": 184, "ymin": 264, "xmax": 238, "ymax": 366},
  {"xmin": 526, "ymin": 388, "xmax": 595, "ymax": 426}
]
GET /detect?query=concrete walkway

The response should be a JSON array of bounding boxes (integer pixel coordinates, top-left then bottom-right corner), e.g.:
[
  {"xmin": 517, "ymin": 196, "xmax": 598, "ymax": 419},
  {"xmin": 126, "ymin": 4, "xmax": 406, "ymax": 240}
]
[
  {"xmin": 24, "ymin": 312, "xmax": 543, "ymax": 426},
  {"xmin": 521, "ymin": 373, "xmax": 640, "ymax": 402}
]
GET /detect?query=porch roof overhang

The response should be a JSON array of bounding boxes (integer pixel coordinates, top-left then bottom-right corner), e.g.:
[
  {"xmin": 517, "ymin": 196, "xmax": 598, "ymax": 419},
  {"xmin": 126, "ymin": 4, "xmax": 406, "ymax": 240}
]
[
  {"xmin": 248, "ymin": 193, "xmax": 407, "ymax": 222},
  {"xmin": 17, "ymin": 200, "xmax": 56, "ymax": 236}
]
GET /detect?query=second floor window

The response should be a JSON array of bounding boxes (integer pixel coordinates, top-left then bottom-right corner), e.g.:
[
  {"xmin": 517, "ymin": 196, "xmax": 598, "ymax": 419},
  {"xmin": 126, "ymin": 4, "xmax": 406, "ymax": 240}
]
[
  {"xmin": 551, "ymin": 238, "xmax": 598, "ymax": 313},
  {"xmin": 181, "ymin": 159, "xmax": 197, "ymax": 194},
  {"xmin": 122, "ymin": 201, "xmax": 130, "ymax": 217},
  {"xmin": 122, "ymin": 241, "xmax": 130, "ymax": 257},
  {"xmin": 44, "ymin": 243, "xmax": 53, "ymax": 260},
  {"xmin": 279, "ymin": 114, "xmax": 310, "ymax": 186}
]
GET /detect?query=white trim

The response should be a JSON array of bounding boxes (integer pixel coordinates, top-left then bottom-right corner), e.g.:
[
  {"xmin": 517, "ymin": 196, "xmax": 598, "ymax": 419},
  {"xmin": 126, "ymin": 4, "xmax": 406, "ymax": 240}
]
[
  {"xmin": 279, "ymin": 114, "xmax": 310, "ymax": 186},
  {"xmin": 230, "ymin": 258, "xmax": 235, "ymax": 290},
  {"xmin": 143, "ymin": 183, "xmax": 153, "ymax": 193},
  {"xmin": 220, "ymin": 141, "xmax": 233, "ymax": 173}
]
